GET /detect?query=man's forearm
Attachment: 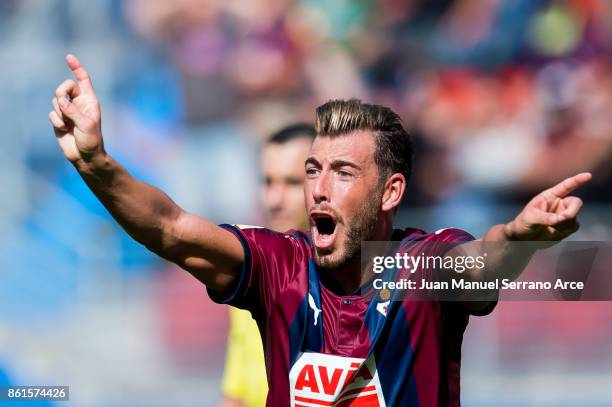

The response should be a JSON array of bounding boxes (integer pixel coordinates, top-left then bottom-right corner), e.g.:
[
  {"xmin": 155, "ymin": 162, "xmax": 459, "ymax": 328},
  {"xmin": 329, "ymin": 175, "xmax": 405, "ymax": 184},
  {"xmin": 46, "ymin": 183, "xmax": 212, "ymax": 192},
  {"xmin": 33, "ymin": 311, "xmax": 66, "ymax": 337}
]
[
  {"xmin": 451, "ymin": 224, "xmax": 537, "ymax": 306},
  {"xmin": 479, "ymin": 223, "xmax": 538, "ymax": 282},
  {"xmin": 451, "ymin": 225, "xmax": 537, "ymax": 285},
  {"xmin": 73, "ymin": 153, "xmax": 182, "ymax": 256}
]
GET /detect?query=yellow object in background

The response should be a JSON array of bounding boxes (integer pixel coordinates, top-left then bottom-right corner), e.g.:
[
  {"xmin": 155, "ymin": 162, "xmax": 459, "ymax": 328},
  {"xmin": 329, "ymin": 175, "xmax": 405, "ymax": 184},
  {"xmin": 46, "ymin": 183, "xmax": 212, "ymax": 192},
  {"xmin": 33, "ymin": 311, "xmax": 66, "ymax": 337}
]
[{"xmin": 221, "ymin": 307, "xmax": 268, "ymax": 407}]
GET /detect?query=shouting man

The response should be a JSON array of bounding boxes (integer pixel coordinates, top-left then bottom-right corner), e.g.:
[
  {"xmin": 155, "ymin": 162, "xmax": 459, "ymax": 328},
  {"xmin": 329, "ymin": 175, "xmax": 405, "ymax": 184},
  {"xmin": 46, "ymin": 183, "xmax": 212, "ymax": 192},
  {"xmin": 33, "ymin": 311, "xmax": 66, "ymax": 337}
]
[{"xmin": 49, "ymin": 55, "xmax": 590, "ymax": 406}]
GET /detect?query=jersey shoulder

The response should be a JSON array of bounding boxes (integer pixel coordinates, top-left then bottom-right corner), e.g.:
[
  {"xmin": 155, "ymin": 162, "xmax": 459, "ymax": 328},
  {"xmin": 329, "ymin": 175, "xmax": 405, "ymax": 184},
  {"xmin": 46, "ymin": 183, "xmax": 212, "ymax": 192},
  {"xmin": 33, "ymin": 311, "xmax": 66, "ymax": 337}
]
[
  {"xmin": 225, "ymin": 224, "xmax": 312, "ymax": 254},
  {"xmin": 395, "ymin": 227, "xmax": 476, "ymax": 244}
]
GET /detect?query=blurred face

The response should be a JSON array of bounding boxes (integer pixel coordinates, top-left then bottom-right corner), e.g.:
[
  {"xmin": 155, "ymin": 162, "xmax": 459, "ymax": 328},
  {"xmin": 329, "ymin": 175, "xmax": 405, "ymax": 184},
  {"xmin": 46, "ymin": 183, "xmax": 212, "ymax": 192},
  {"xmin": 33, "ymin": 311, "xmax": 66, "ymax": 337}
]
[
  {"xmin": 305, "ymin": 131, "xmax": 384, "ymax": 269},
  {"xmin": 262, "ymin": 138, "xmax": 312, "ymax": 232}
]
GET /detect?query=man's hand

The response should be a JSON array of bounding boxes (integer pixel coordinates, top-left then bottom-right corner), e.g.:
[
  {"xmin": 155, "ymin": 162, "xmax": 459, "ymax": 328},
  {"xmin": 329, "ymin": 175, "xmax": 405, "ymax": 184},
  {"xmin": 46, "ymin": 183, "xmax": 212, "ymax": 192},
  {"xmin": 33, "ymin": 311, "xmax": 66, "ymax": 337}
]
[
  {"xmin": 460, "ymin": 172, "xmax": 592, "ymax": 310},
  {"xmin": 504, "ymin": 172, "xmax": 592, "ymax": 242},
  {"xmin": 48, "ymin": 54, "xmax": 104, "ymax": 164}
]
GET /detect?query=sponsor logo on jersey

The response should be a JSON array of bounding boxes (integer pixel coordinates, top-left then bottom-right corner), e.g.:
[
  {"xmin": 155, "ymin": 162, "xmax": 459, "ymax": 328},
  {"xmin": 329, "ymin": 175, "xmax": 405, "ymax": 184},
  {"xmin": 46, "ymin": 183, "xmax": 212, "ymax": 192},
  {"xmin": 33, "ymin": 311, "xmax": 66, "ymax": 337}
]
[{"xmin": 289, "ymin": 352, "xmax": 386, "ymax": 406}]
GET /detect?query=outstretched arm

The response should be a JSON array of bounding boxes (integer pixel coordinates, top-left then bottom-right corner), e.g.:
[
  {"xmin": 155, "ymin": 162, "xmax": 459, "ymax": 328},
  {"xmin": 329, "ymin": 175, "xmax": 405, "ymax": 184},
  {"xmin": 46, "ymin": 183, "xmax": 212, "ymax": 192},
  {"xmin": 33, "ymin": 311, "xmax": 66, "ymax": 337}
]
[
  {"xmin": 453, "ymin": 173, "xmax": 591, "ymax": 310},
  {"xmin": 48, "ymin": 54, "xmax": 243, "ymax": 292}
]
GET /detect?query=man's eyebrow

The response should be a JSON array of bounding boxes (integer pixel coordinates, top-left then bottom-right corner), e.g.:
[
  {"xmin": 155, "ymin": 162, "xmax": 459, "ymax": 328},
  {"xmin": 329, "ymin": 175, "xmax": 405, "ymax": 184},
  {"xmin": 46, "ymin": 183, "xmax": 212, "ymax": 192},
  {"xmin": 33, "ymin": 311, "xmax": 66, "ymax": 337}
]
[
  {"xmin": 304, "ymin": 157, "xmax": 362, "ymax": 171},
  {"xmin": 331, "ymin": 160, "xmax": 361, "ymax": 171},
  {"xmin": 305, "ymin": 157, "xmax": 320, "ymax": 167}
]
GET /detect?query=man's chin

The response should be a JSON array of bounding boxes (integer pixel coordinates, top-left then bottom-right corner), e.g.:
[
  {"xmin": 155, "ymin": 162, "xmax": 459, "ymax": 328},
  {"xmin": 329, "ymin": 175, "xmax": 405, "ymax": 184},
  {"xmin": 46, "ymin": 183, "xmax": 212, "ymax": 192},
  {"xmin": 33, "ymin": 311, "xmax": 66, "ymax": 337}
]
[{"xmin": 314, "ymin": 255, "xmax": 337, "ymax": 269}]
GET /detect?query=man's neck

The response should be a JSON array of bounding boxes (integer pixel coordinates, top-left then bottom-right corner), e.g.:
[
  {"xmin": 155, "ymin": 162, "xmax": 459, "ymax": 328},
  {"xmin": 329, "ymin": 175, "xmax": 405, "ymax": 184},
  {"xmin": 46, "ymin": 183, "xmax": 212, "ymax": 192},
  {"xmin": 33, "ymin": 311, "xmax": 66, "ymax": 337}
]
[{"xmin": 322, "ymin": 259, "xmax": 364, "ymax": 296}]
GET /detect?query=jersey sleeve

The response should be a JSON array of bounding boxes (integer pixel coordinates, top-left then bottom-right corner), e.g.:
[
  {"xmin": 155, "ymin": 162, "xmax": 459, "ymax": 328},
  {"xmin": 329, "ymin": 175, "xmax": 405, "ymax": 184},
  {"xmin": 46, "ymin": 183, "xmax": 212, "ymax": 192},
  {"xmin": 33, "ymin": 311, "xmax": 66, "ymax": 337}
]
[
  {"xmin": 207, "ymin": 224, "xmax": 307, "ymax": 316},
  {"xmin": 428, "ymin": 227, "xmax": 476, "ymax": 245},
  {"xmin": 435, "ymin": 228, "xmax": 498, "ymax": 316},
  {"xmin": 402, "ymin": 227, "xmax": 476, "ymax": 286},
  {"xmin": 414, "ymin": 228, "xmax": 498, "ymax": 316}
]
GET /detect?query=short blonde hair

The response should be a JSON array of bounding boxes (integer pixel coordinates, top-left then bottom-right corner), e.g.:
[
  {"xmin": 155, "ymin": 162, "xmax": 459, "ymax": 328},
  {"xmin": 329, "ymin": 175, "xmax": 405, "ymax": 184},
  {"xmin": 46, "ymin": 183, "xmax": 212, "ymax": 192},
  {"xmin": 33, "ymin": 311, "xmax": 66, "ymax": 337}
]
[{"xmin": 315, "ymin": 99, "xmax": 412, "ymax": 182}]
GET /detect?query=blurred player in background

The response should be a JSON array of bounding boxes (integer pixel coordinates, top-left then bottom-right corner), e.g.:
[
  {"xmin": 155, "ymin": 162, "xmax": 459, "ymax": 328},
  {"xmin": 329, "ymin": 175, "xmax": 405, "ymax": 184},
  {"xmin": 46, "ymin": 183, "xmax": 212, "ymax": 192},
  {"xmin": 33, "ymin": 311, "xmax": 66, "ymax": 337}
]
[{"xmin": 220, "ymin": 124, "xmax": 315, "ymax": 407}]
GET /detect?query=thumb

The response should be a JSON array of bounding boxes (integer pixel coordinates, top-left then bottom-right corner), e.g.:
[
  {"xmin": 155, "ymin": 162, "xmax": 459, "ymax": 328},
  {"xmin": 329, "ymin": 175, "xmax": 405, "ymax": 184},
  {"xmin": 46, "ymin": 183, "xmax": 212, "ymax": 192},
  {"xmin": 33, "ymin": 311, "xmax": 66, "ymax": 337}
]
[{"xmin": 58, "ymin": 97, "xmax": 94, "ymax": 130}]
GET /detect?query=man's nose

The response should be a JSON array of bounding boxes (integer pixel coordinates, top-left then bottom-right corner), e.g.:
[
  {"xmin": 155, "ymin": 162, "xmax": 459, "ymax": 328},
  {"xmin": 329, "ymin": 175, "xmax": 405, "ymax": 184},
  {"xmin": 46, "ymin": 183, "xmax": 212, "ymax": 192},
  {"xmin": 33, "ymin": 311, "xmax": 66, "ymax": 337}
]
[{"xmin": 312, "ymin": 170, "xmax": 330, "ymax": 204}]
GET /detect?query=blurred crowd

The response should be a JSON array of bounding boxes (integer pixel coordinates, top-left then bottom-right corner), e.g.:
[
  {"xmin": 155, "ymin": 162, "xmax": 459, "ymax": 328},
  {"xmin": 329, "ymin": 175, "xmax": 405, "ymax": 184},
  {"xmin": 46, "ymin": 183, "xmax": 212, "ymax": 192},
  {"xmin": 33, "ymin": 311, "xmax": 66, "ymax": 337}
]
[
  {"xmin": 121, "ymin": 0, "xmax": 612, "ymax": 208},
  {"xmin": 1, "ymin": 0, "xmax": 611, "ymax": 405},
  {"xmin": 3, "ymin": 0, "xmax": 610, "ymax": 225}
]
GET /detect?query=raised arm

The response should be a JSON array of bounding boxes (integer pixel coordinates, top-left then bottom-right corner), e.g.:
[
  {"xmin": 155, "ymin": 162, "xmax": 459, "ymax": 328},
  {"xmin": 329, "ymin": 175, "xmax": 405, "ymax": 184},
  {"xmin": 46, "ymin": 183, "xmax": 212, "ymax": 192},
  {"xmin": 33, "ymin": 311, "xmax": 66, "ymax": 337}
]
[{"xmin": 48, "ymin": 54, "xmax": 243, "ymax": 292}]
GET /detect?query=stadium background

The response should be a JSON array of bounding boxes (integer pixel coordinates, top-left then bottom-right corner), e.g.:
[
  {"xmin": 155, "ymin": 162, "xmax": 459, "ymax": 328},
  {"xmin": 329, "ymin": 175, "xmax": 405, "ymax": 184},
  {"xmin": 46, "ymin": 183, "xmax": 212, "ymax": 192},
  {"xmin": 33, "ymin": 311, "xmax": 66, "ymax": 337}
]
[{"xmin": 1, "ymin": 0, "xmax": 611, "ymax": 405}]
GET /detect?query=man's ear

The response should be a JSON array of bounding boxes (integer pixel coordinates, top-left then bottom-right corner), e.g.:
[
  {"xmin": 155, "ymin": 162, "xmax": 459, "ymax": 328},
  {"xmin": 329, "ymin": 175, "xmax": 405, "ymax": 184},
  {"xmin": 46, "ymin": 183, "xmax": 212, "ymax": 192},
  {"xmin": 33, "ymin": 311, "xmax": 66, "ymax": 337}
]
[{"xmin": 381, "ymin": 173, "xmax": 406, "ymax": 212}]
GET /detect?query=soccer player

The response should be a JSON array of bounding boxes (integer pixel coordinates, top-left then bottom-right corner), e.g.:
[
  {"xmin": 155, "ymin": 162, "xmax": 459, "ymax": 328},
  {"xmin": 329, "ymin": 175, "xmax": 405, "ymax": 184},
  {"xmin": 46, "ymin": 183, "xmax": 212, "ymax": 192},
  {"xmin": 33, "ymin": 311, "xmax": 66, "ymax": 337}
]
[
  {"xmin": 49, "ymin": 55, "xmax": 590, "ymax": 406},
  {"xmin": 220, "ymin": 124, "xmax": 315, "ymax": 407}
]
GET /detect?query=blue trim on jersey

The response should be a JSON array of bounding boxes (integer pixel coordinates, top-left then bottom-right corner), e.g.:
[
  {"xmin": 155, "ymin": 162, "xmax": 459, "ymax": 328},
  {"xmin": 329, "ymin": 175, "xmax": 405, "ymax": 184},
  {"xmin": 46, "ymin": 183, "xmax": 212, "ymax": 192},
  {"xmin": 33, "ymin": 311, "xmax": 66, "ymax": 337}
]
[
  {"xmin": 288, "ymin": 295, "xmax": 308, "ymax": 368},
  {"xmin": 305, "ymin": 259, "xmax": 324, "ymax": 351},
  {"xmin": 206, "ymin": 224, "xmax": 253, "ymax": 306},
  {"xmin": 364, "ymin": 263, "xmax": 401, "ymax": 349},
  {"xmin": 288, "ymin": 259, "xmax": 325, "ymax": 368},
  {"xmin": 371, "ymin": 302, "xmax": 419, "ymax": 406},
  {"xmin": 363, "ymin": 263, "xmax": 420, "ymax": 405}
]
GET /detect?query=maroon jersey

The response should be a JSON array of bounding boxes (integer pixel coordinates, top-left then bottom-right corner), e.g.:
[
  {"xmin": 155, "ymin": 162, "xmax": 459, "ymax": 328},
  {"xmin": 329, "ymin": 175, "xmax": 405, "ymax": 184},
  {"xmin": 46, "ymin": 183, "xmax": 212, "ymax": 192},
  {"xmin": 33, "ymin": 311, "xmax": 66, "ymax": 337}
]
[{"xmin": 208, "ymin": 225, "xmax": 494, "ymax": 406}]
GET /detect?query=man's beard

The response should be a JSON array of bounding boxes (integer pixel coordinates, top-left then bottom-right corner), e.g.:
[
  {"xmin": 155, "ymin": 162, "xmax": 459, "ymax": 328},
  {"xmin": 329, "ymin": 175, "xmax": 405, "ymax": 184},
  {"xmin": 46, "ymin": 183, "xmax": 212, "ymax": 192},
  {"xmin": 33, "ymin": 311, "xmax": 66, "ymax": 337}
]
[{"xmin": 313, "ymin": 190, "xmax": 382, "ymax": 270}]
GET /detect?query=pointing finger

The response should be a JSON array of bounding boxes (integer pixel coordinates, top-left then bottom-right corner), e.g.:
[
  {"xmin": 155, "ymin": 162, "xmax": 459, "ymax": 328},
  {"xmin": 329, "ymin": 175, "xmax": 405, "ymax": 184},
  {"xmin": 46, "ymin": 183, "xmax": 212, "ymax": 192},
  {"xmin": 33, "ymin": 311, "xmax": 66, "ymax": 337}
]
[
  {"xmin": 545, "ymin": 172, "xmax": 592, "ymax": 199},
  {"xmin": 66, "ymin": 54, "xmax": 94, "ymax": 94}
]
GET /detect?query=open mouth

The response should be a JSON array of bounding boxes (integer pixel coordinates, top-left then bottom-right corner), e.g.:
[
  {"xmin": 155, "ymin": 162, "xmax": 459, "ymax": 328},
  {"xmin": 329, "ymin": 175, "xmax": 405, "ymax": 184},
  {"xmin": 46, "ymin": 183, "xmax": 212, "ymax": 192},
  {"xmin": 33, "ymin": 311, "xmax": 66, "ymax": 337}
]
[{"xmin": 311, "ymin": 212, "xmax": 338, "ymax": 250}]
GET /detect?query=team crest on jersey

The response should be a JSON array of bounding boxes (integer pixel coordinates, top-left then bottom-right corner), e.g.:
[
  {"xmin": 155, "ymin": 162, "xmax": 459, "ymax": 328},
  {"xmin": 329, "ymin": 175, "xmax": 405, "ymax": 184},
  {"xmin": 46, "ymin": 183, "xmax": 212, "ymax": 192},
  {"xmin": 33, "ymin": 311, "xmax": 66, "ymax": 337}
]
[
  {"xmin": 376, "ymin": 301, "xmax": 390, "ymax": 317},
  {"xmin": 289, "ymin": 352, "xmax": 386, "ymax": 406}
]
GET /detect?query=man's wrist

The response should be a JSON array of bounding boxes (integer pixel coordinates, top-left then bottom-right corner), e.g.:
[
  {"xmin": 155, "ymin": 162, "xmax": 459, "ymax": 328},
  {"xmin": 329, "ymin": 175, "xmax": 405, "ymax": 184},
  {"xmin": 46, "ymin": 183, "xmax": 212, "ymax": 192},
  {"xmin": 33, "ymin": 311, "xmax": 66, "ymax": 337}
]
[
  {"xmin": 483, "ymin": 223, "xmax": 518, "ymax": 242},
  {"xmin": 73, "ymin": 151, "xmax": 107, "ymax": 171},
  {"xmin": 72, "ymin": 152, "xmax": 116, "ymax": 186},
  {"xmin": 502, "ymin": 222, "xmax": 519, "ymax": 241}
]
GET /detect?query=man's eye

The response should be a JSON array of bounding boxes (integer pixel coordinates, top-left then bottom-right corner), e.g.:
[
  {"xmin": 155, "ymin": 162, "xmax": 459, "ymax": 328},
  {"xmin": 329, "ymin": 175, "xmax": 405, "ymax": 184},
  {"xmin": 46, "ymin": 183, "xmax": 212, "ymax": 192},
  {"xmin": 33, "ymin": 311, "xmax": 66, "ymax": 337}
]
[
  {"xmin": 338, "ymin": 170, "xmax": 352, "ymax": 178},
  {"xmin": 306, "ymin": 168, "xmax": 319, "ymax": 176}
]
